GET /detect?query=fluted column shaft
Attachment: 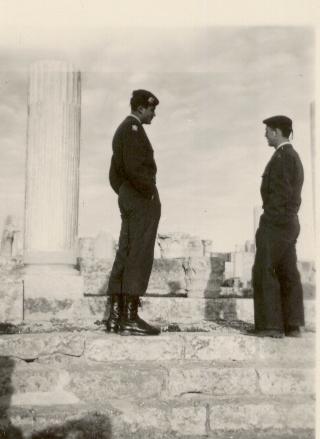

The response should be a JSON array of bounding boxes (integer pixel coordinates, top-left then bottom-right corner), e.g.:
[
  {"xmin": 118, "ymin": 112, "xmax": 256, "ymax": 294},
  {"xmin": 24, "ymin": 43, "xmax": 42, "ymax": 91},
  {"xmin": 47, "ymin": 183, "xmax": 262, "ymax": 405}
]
[{"xmin": 24, "ymin": 61, "xmax": 81, "ymax": 265}]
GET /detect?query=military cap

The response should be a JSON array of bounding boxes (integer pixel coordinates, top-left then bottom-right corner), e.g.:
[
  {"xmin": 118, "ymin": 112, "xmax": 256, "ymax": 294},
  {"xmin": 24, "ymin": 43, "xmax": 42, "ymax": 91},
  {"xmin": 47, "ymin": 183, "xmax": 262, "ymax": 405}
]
[
  {"xmin": 263, "ymin": 115, "xmax": 292, "ymax": 132},
  {"xmin": 130, "ymin": 89, "xmax": 159, "ymax": 108}
]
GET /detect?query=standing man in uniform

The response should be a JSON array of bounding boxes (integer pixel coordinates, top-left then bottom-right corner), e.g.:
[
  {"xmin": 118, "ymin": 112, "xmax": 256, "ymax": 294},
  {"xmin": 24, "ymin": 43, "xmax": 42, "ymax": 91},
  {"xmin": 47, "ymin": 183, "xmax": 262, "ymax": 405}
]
[
  {"xmin": 252, "ymin": 115, "xmax": 304, "ymax": 338},
  {"xmin": 105, "ymin": 89, "xmax": 161, "ymax": 336}
]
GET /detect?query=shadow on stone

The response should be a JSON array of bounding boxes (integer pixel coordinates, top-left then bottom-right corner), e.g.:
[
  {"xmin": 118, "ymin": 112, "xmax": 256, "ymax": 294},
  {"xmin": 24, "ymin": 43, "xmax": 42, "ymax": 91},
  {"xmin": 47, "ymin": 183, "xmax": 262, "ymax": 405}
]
[
  {"xmin": 168, "ymin": 280, "xmax": 185, "ymax": 295},
  {"xmin": 0, "ymin": 324, "xmax": 20, "ymax": 335},
  {"xmin": 30, "ymin": 413, "xmax": 112, "ymax": 439},
  {"xmin": 0, "ymin": 356, "xmax": 23, "ymax": 439}
]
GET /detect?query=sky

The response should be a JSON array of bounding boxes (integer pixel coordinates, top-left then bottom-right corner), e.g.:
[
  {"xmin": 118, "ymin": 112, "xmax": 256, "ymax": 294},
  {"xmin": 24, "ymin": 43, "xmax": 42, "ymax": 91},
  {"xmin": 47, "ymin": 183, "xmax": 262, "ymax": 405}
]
[{"xmin": 0, "ymin": 2, "xmax": 317, "ymax": 260}]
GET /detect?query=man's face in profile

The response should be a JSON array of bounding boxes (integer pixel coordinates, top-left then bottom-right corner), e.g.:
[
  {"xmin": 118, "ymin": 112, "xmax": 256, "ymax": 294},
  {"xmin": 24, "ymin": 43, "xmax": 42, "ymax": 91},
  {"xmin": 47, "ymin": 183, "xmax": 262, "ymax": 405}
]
[{"xmin": 140, "ymin": 105, "xmax": 156, "ymax": 124}]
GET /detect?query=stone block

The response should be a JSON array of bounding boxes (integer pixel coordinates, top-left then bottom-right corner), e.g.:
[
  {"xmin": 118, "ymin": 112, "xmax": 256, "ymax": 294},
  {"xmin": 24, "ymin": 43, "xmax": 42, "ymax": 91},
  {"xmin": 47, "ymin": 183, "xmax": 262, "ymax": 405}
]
[
  {"xmin": 83, "ymin": 273, "xmax": 110, "ymax": 296},
  {"xmin": 285, "ymin": 400, "xmax": 316, "ymax": 429},
  {"xmin": 78, "ymin": 237, "xmax": 94, "ymax": 259},
  {"xmin": 0, "ymin": 333, "xmax": 85, "ymax": 359},
  {"xmin": 167, "ymin": 365, "xmax": 258, "ymax": 397},
  {"xmin": 109, "ymin": 400, "xmax": 169, "ymax": 433},
  {"xmin": 170, "ymin": 405, "xmax": 207, "ymax": 435},
  {"xmin": 147, "ymin": 259, "xmax": 187, "ymax": 296},
  {"xmin": 258, "ymin": 368, "xmax": 315, "ymax": 395},
  {"xmin": 257, "ymin": 335, "xmax": 315, "ymax": 364},
  {"xmin": 0, "ymin": 364, "xmax": 60, "ymax": 397},
  {"xmin": 9, "ymin": 391, "xmax": 80, "ymax": 406},
  {"xmin": 0, "ymin": 281, "xmax": 23, "ymax": 322},
  {"xmin": 85, "ymin": 334, "xmax": 185, "ymax": 362},
  {"xmin": 184, "ymin": 333, "xmax": 257, "ymax": 361},
  {"xmin": 67, "ymin": 365, "xmax": 165, "ymax": 401},
  {"xmin": 209, "ymin": 398, "xmax": 315, "ymax": 431},
  {"xmin": 23, "ymin": 273, "xmax": 84, "ymax": 300},
  {"xmin": 140, "ymin": 297, "xmax": 209, "ymax": 323},
  {"xmin": 93, "ymin": 231, "xmax": 115, "ymax": 260},
  {"xmin": 210, "ymin": 402, "xmax": 284, "ymax": 430},
  {"xmin": 184, "ymin": 257, "xmax": 224, "ymax": 298},
  {"xmin": 157, "ymin": 233, "xmax": 203, "ymax": 258}
]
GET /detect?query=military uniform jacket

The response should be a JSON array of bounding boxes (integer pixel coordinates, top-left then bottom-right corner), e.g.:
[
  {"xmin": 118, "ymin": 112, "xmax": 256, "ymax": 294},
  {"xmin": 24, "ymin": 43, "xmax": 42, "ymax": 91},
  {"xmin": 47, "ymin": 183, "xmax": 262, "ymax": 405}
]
[
  {"xmin": 109, "ymin": 116, "xmax": 157, "ymax": 199},
  {"xmin": 260, "ymin": 143, "xmax": 304, "ymax": 226}
]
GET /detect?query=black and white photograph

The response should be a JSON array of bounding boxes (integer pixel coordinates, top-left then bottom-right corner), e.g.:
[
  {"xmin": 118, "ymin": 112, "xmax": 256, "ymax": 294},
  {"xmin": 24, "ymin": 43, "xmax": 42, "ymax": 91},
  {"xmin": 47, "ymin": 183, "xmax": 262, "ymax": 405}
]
[{"xmin": 0, "ymin": 1, "xmax": 318, "ymax": 438}]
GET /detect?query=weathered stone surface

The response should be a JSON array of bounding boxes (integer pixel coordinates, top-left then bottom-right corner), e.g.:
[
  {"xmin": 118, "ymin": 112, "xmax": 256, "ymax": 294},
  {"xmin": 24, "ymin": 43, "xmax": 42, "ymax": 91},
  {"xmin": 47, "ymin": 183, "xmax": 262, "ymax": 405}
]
[
  {"xmin": 78, "ymin": 258, "xmax": 113, "ymax": 275},
  {"xmin": 21, "ymin": 295, "xmax": 316, "ymax": 332},
  {"xmin": 24, "ymin": 296, "xmax": 108, "ymax": 322},
  {"xmin": 0, "ymin": 364, "xmax": 60, "ymax": 396},
  {"xmin": 184, "ymin": 333, "xmax": 257, "ymax": 361},
  {"xmin": 147, "ymin": 258, "xmax": 187, "ymax": 295},
  {"xmin": 77, "ymin": 237, "xmax": 94, "ymax": 260},
  {"xmin": 0, "ymin": 333, "xmax": 85, "ymax": 359},
  {"xmin": 93, "ymin": 231, "xmax": 115, "ymax": 260},
  {"xmin": 203, "ymin": 298, "xmax": 315, "ymax": 329},
  {"xmin": 67, "ymin": 365, "xmax": 166, "ymax": 400},
  {"xmin": 85, "ymin": 334, "xmax": 185, "ymax": 362},
  {"xmin": 257, "ymin": 335, "xmax": 315, "ymax": 364},
  {"xmin": 23, "ymin": 273, "xmax": 84, "ymax": 299},
  {"xmin": 83, "ymin": 273, "xmax": 110, "ymax": 296},
  {"xmin": 167, "ymin": 365, "xmax": 258, "ymax": 396},
  {"xmin": 109, "ymin": 400, "xmax": 169, "ymax": 433},
  {"xmin": 258, "ymin": 368, "xmax": 315, "ymax": 395},
  {"xmin": 202, "ymin": 239, "xmax": 213, "ymax": 256},
  {"xmin": 1, "ymin": 398, "xmax": 314, "ymax": 438},
  {"xmin": 170, "ymin": 405, "xmax": 207, "ymax": 435},
  {"xmin": 209, "ymin": 398, "xmax": 315, "ymax": 430},
  {"xmin": 10, "ymin": 390, "xmax": 80, "ymax": 406},
  {"xmin": 184, "ymin": 257, "xmax": 224, "ymax": 298},
  {"xmin": 0, "ymin": 281, "xmax": 23, "ymax": 322},
  {"xmin": 140, "ymin": 297, "xmax": 211, "ymax": 323},
  {"xmin": 157, "ymin": 233, "xmax": 202, "ymax": 258}
]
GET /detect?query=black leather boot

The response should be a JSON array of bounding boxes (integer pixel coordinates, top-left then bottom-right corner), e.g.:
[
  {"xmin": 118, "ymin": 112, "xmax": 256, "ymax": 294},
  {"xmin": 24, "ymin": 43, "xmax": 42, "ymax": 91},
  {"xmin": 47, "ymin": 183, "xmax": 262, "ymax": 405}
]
[
  {"xmin": 105, "ymin": 295, "xmax": 122, "ymax": 333},
  {"xmin": 119, "ymin": 295, "xmax": 160, "ymax": 336}
]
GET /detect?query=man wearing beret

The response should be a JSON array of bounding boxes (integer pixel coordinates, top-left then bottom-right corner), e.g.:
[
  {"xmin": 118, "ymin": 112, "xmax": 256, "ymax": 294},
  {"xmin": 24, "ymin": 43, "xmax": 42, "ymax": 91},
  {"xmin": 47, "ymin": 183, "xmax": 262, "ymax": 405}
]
[
  {"xmin": 105, "ymin": 90, "xmax": 161, "ymax": 336},
  {"xmin": 251, "ymin": 115, "xmax": 304, "ymax": 338}
]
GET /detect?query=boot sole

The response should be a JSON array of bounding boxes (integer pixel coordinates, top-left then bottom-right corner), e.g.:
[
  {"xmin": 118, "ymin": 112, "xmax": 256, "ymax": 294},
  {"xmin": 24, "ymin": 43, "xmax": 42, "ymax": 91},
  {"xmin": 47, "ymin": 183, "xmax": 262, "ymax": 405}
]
[
  {"xmin": 105, "ymin": 327, "xmax": 119, "ymax": 334},
  {"xmin": 119, "ymin": 330, "xmax": 159, "ymax": 336}
]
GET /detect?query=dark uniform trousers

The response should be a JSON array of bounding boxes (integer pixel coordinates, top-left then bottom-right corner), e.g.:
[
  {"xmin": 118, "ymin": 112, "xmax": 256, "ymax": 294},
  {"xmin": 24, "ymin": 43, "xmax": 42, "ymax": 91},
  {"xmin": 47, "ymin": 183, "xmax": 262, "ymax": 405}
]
[
  {"xmin": 252, "ymin": 143, "xmax": 305, "ymax": 331},
  {"xmin": 107, "ymin": 181, "xmax": 161, "ymax": 297},
  {"xmin": 253, "ymin": 214, "xmax": 304, "ymax": 331}
]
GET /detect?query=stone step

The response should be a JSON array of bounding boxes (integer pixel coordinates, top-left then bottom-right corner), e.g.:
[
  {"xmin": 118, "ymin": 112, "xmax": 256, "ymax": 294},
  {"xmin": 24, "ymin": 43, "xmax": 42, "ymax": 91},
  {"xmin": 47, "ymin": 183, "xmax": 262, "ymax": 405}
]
[
  {"xmin": 0, "ymin": 396, "xmax": 315, "ymax": 438},
  {"xmin": 0, "ymin": 332, "xmax": 315, "ymax": 364},
  {"xmin": 22, "ymin": 295, "xmax": 316, "ymax": 329},
  {"xmin": 0, "ymin": 361, "xmax": 314, "ymax": 402}
]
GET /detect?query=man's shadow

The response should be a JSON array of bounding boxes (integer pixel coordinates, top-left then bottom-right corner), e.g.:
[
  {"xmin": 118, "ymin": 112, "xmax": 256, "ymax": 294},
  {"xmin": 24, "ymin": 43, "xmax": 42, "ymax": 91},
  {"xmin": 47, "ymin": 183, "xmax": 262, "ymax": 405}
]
[
  {"xmin": 30, "ymin": 413, "xmax": 112, "ymax": 439},
  {"xmin": 0, "ymin": 355, "xmax": 112, "ymax": 438},
  {"xmin": 0, "ymin": 356, "xmax": 23, "ymax": 439}
]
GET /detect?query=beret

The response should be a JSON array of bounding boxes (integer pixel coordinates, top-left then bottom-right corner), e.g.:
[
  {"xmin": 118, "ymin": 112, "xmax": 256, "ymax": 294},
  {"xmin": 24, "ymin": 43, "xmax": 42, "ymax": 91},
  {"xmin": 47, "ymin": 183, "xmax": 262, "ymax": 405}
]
[
  {"xmin": 131, "ymin": 89, "xmax": 159, "ymax": 107},
  {"xmin": 263, "ymin": 115, "xmax": 292, "ymax": 131}
]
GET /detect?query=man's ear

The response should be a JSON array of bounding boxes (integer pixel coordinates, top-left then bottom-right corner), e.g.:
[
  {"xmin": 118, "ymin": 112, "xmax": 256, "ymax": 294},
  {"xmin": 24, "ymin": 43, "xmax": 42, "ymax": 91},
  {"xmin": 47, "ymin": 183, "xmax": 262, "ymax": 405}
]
[{"xmin": 137, "ymin": 105, "xmax": 144, "ymax": 114}]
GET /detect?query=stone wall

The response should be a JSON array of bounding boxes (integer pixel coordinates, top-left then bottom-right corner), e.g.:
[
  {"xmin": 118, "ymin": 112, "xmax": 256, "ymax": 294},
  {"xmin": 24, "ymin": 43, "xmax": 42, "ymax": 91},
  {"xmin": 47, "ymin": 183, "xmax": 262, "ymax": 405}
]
[{"xmin": 77, "ymin": 234, "xmax": 224, "ymax": 297}]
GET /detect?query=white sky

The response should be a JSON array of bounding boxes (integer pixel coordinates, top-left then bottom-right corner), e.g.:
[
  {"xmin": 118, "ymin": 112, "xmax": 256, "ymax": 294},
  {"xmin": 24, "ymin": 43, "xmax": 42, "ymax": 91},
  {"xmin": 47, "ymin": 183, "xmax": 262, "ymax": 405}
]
[{"xmin": 0, "ymin": 1, "xmax": 318, "ymax": 260}]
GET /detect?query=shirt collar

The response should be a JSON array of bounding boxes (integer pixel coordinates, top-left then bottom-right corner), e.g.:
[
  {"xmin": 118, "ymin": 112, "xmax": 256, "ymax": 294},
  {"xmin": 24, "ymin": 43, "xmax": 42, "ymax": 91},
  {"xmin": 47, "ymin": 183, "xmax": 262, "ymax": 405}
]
[
  {"xmin": 129, "ymin": 113, "xmax": 142, "ymax": 123},
  {"xmin": 276, "ymin": 141, "xmax": 291, "ymax": 150}
]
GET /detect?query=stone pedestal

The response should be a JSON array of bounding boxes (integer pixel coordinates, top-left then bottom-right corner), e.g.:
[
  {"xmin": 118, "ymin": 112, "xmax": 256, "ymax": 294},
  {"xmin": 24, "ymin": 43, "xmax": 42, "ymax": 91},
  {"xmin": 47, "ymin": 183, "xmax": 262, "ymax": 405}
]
[{"xmin": 24, "ymin": 61, "xmax": 81, "ymax": 266}]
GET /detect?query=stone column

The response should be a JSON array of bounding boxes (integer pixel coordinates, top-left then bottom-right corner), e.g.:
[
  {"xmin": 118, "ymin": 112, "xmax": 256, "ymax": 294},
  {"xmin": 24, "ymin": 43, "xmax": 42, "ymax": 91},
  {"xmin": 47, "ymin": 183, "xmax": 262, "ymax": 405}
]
[{"xmin": 24, "ymin": 61, "xmax": 81, "ymax": 266}]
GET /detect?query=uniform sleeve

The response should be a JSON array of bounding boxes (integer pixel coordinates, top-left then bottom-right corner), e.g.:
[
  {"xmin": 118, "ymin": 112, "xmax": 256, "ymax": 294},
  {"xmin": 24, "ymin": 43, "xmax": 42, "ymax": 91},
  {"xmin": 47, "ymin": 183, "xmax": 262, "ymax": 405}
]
[
  {"xmin": 266, "ymin": 152, "xmax": 295, "ymax": 219},
  {"xmin": 122, "ymin": 126, "xmax": 156, "ymax": 199}
]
